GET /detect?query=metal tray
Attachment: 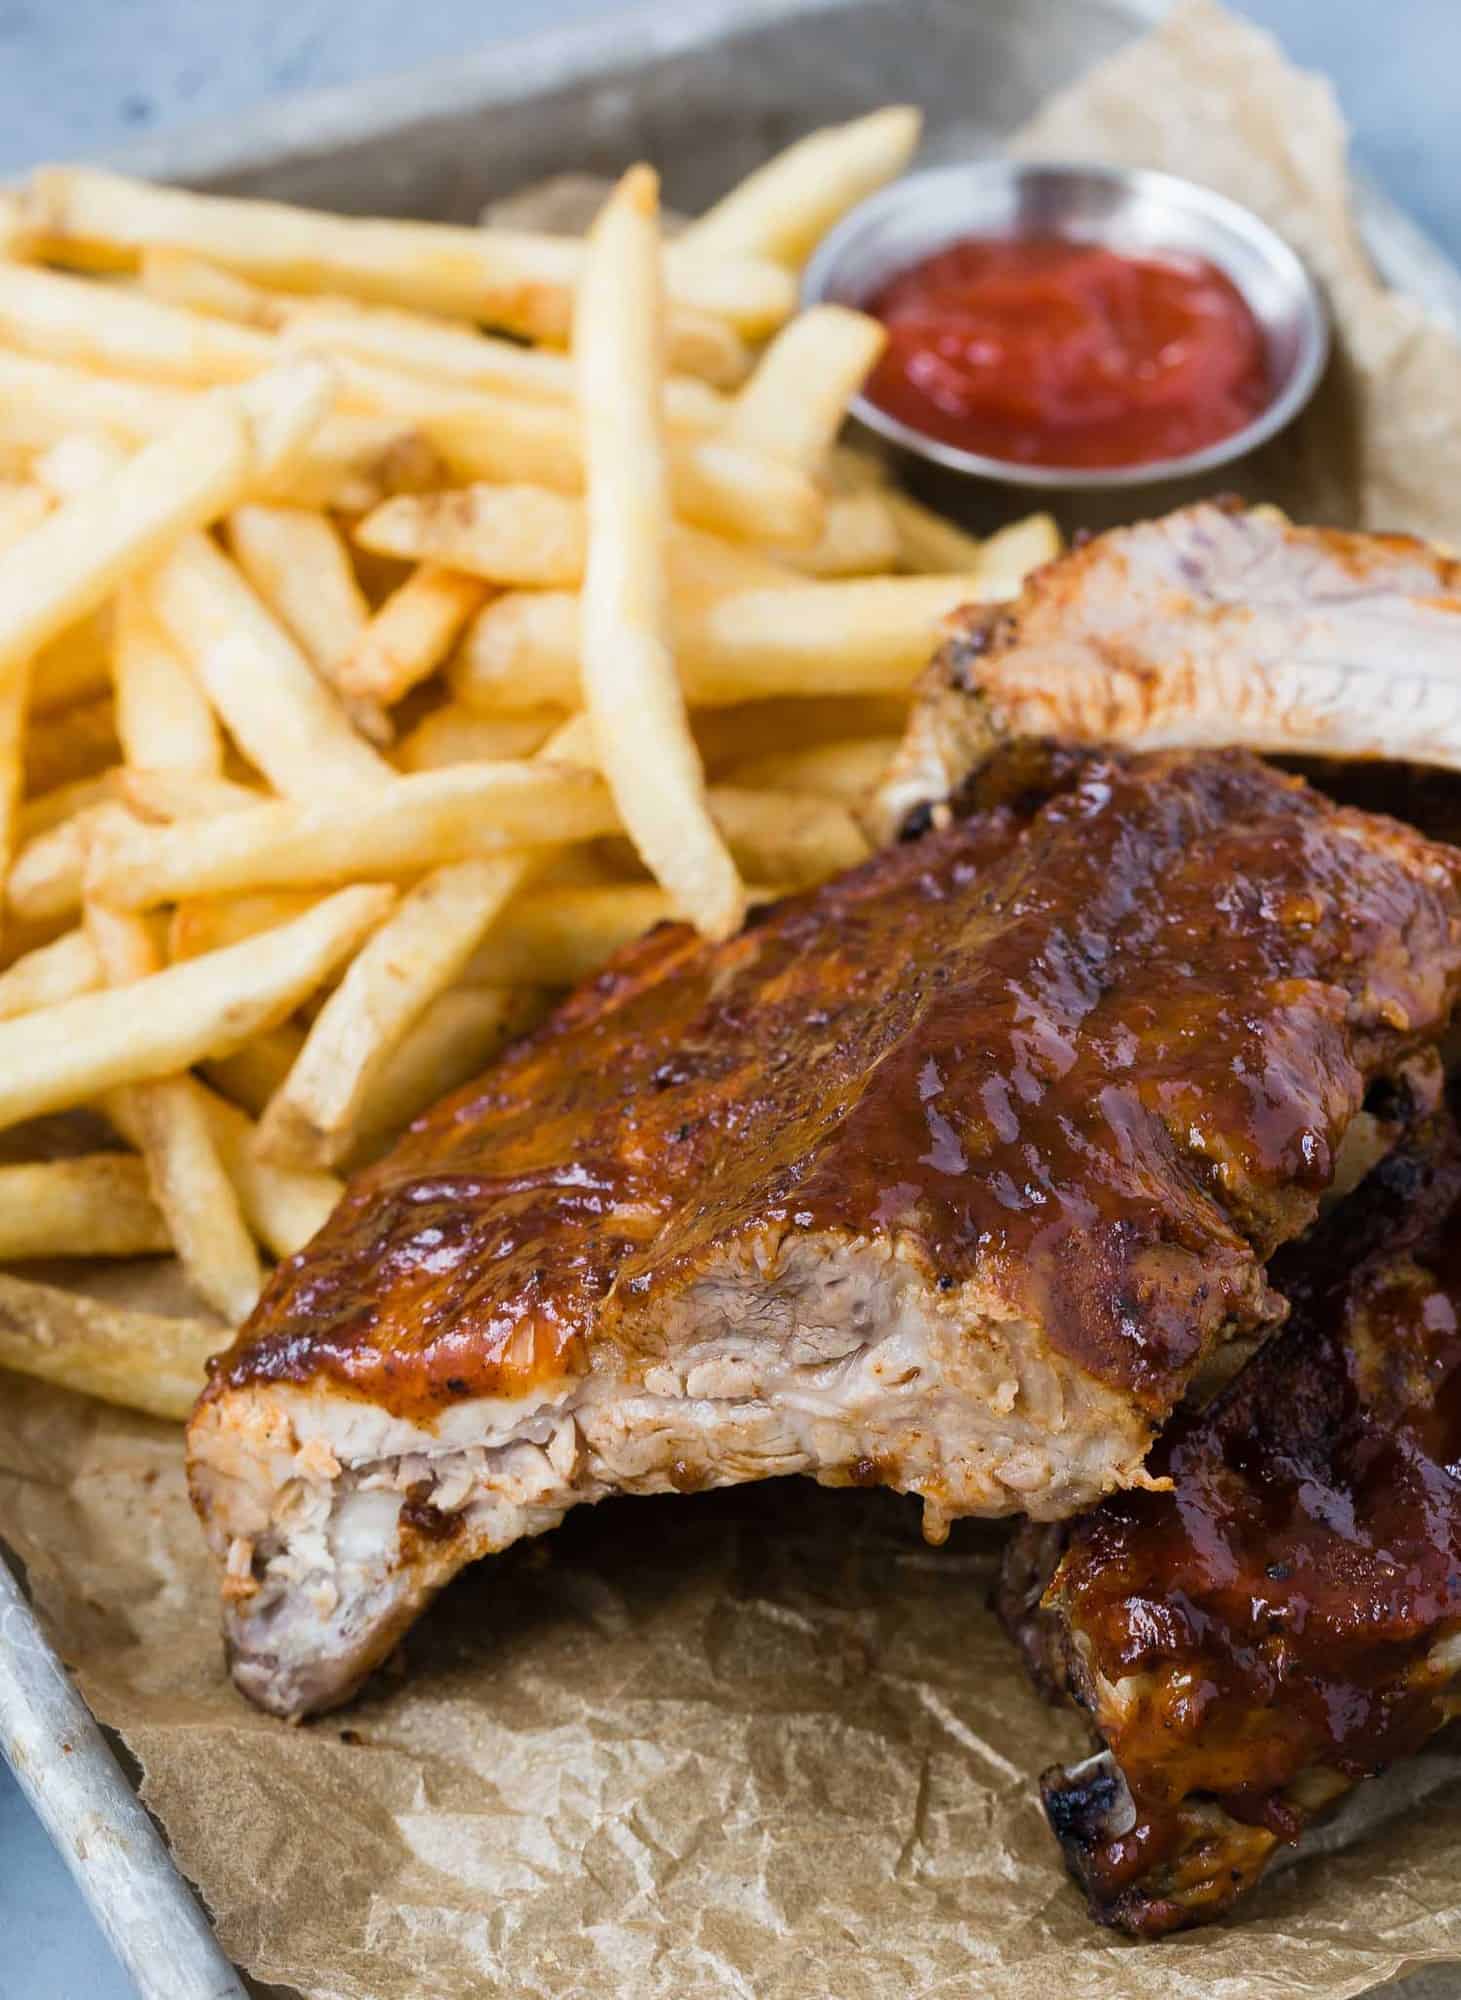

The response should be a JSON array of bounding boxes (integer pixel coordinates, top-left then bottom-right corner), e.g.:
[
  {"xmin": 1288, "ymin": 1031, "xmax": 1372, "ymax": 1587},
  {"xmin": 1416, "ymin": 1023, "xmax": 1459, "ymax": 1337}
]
[{"xmin": 6, "ymin": 2, "xmax": 1461, "ymax": 1994}]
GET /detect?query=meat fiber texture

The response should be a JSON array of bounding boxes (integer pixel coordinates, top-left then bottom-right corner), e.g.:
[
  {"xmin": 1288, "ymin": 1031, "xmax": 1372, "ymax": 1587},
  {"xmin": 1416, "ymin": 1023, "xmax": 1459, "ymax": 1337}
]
[
  {"xmin": 192, "ymin": 741, "xmax": 1461, "ymax": 1720},
  {"xmin": 10, "ymin": 6, "xmax": 1461, "ymax": 1996}
]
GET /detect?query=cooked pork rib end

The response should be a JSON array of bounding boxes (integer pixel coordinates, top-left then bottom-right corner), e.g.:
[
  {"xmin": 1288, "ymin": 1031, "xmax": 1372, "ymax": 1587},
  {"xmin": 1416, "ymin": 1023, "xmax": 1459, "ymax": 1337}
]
[
  {"xmin": 192, "ymin": 739, "xmax": 1461, "ymax": 1719},
  {"xmin": 1000, "ymin": 1122, "xmax": 1461, "ymax": 1935},
  {"xmin": 190, "ymin": 1236, "xmax": 1164, "ymax": 1719},
  {"xmin": 875, "ymin": 499, "xmax": 1461, "ymax": 842}
]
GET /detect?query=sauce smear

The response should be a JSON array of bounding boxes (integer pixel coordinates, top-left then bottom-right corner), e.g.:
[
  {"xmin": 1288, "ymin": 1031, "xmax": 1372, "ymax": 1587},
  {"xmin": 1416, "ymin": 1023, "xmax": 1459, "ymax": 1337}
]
[{"xmin": 864, "ymin": 234, "xmax": 1271, "ymax": 469}]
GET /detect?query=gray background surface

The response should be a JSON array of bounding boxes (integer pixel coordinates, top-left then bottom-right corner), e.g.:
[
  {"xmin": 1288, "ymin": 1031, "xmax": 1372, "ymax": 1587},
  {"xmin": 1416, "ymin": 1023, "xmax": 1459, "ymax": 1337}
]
[{"xmin": 0, "ymin": 2, "xmax": 1458, "ymax": 1994}]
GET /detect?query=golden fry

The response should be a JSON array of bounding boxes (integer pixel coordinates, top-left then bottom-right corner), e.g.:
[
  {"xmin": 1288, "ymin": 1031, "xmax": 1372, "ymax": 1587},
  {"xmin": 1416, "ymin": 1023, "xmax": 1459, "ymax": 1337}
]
[
  {"xmin": 22, "ymin": 165, "xmax": 795, "ymax": 339},
  {"xmin": 395, "ymin": 702, "xmax": 564, "ymax": 772},
  {"xmin": 349, "ymin": 985, "xmax": 547, "ymax": 1157},
  {"xmin": 114, "ymin": 581, "xmax": 223, "ymax": 775},
  {"xmin": 576, "ymin": 166, "xmax": 743, "ymax": 941},
  {"xmin": 86, "ymin": 760, "xmax": 617, "ymax": 906},
  {"xmin": 0, "ymin": 882, "xmax": 394, "ymax": 1130},
  {"xmin": 0, "ymin": 360, "xmax": 334, "ymax": 684},
  {"xmin": 147, "ymin": 529, "xmax": 389, "ymax": 799},
  {"xmin": 226, "ymin": 502, "xmax": 388, "ymax": 742},
  {"xmin": 0, "ymin": 1153, "xmax": 170, "ymax": 1260},
  {"xmin": 678, "ymin": 106, "xmax": 922, "ymax": 264},
  {"xmin": 727, "ymin": 306, "xmax": 886, "ymax": 469},
  {"xmin": 452, "ymin": 574, "xmax": 985, "ymax": 710},
  {"xmin": 202, "ymin": 1023, "xmax": 305, "ymax": 1119},
  {"xmin": 0, "ymin": 260, "xmax": 272, "ymax": 385},
  {"xmin": 721, "ymin": 735, "xmax": 900, "ymax": 803},
  {"xmin": 0, "ymin": 926, "xmax": 100, "ymax": 1019},
  {"xmin": 0, "ymin": 1272, "xmax": 222, "ymax": 1421},
  {"xmin": 258, "ymin": 855, "xmax": 539, "ymax": 1167},
  {"xmin": 335, "ymin": 563, "xmax": 488, "ymax": 707},
  {"xmin": 89, "ymin": 895, "xmax": 262, "ymax": 1323}
]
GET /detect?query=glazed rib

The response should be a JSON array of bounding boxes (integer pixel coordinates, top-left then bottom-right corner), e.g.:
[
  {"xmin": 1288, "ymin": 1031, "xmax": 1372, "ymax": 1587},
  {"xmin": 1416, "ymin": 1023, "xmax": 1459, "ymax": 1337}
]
[
  {"xmin": 875, "ymin": 500, "xmax": 1461, "ymax": 842},
  {"xmin": 189, "ymin": 742, "xmax": 1461, "ymax": 1717},
  {"xmin": 1000, "ymin": 1120, "xmax": 1461, "ymax": 1936}
]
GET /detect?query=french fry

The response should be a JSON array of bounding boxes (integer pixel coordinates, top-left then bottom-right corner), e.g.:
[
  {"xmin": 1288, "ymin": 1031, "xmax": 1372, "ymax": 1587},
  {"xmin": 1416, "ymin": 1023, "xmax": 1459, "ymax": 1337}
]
[
  {"xmin": 203, "ymin": 1023, "xmax": 305, "ymax": 1119},
  {"xmin": 349, "ymin": 985, "xmax": 548, "ymax": 1155},
  {"xmin": 147, "ymin": 529, "xmax": 390, "ymax": 799},
  {"xmin": 0, "ymin": 360, "xmax": 334, "ymax": 684},
  {"xmin": 85, "ymin": 760, "xmax": 618, "ymax": 906},
  {"xmin": 22, "ymin": 165, "xmax": 796, "ymax": 340},
  {"xmin": 395, "ymin": 702, "xmax": 564, "ymax": 772},
  {"xmin": 114, "ymin": 582, "xmax": 224, "ymax": 775},
  {"xmin": 104, "ymin": 1074, "xmax": 342, "ymax": 1262},
  {"xmin": 0, "ymin": 1273, "xmax": 222, "ymax": 1421},
  {"xmin": 15, "ymin": 772, "xmax": 119, "ymax": 845},
  {"xmin": 330, "ymin": 366, "xmax": 822, "ymax": 547},
  {"xmin": 0, "ymin": 881, "xmax": 394, "ymax": 1131},
  {"xmin": 0, "ymin": 669, "xmax": 28, "ymax": 920},
  {"xmin": 0, "ymin": 926, "xmax": 100, "ymax": 1019},
  {"xmin": 198, "ymin": 1084, "xmax": 341, "ymax": 1259},
  {"xmin": 258, "ymin": 855, "xmax": 541, "ymax": 1167},
  {"xmin": 883, "ymin": 488, "xmax": 989, "ymax": 573},
  {"xmin": 451, "ymin": 574, "xmax": 984, "ymax": 711},
  {"xmin": 356, "ymin": 485, "xmax": 586, "ymax": 587},
  {"xmin": 706, "ymin": 786, "xmax": 868, "ymax": 885},
  {"xmin": 138, "ymin": 247, "xmax": 283, "ymax": 327},
  {"xmin": 225, "ymin": 503, "xmax": 389, "ymax": 741},
  {"xmin": 0, "ymin": 482, "xmax": 51, "ymax": 547},
  {"xmin": 115, "ymin": 768, "xmax": 265, "ymax": 823},
  {"xmin": 0, "ymin": 1153, "xmax": 171, "ymax": 1260},
  {"xmin": 726, "ymin": 306, "xmax": 886, "ymax": 469},
  {"xmin": 354, "ymin": 488, "xmax": 790, "ymax": 593},
  {"xmin": 0, "ymin": 347, "xmax": 195, "ymax": 452},
  {"xmin": 8, "ymin": 803, "xmax": 112, "ymax": 925},
  {"xmin": 677, "ymin": 106, "xmax": 922, "ymax": 265},
  {"xmin": 335, "ymin": 562, "xmax": 488, "ymax": 707},
  {"xmin": 86, "ymin": 891, "xmax": 262, "ymax": 1323},
  {"xmin": 141, "ymin": 245, "xmax": 754, "ymax": 390},
  {"xmin": 774, "ymin": 491, "xmax": 901, "ymax": 577},
  {"xmin": 168, "ymin": 890, "xmax": 323, "ymax": 963},
  {"xmin": 258, "ymin": 712, "xmax": 591, "ymax": 1165},
  {"xmin": 721, "ymin": 735, "xmax": 900, "ymax": 803},
  {"xmin": 462, "ymin": 882, "xmax": 731, "ymax": 986},
  {"xmin": 0, "ymin": 261, "xmax": 273, "ymax": 385},
  {"xmin": 967, "ymin": 511, "xmax": 1063, "ymax": 597},
  {"xmin": 281, "ymin": 297, "xmax": 729, "ymax": 427},
  {"xmin": 576, "ymin": 167, "xmax": 743, "ymax": 942}
]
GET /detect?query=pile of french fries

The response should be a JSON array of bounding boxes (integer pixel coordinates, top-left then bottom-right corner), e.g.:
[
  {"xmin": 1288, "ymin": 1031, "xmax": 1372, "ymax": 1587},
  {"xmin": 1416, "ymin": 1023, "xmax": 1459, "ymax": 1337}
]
[{"xmin": 0, "ymin": 107, "xmax": 1059, "ymax": 1417}]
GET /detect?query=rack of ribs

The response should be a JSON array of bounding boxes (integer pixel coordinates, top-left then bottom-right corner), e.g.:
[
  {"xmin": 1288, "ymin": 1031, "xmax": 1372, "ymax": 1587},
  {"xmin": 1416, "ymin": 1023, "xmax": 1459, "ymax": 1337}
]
[
  {"xmin": 999, "ymin": 1117, "xmax": 1461, "ymax": 1935},
  {"xmin": 189, "ymin": 740, "xmax": 1461, "ymax": 1718}
]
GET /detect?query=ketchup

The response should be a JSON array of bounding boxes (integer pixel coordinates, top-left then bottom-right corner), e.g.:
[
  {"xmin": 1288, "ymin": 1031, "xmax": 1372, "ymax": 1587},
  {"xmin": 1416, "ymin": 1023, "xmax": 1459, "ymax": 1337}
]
[{"xmin": 863, "ymin": 235, "xmax": 1271, "ymax": 470}]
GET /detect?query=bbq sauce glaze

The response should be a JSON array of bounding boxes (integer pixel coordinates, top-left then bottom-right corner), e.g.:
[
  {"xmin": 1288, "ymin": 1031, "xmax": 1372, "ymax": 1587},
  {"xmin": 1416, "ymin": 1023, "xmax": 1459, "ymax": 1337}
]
[
  {"xmin": 210, "ymin": 746, "xmax": 1461, "ymax": 1430},
  {"xmin": 1039, "ymin": 1124, "xmax": 1461, "ymax": 1924}
]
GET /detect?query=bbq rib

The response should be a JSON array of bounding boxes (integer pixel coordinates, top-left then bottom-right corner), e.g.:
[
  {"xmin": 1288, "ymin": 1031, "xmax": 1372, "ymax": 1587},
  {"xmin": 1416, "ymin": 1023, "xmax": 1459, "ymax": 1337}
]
[
  {"xmin": 874, "ymin": 500, "xmax": 1461, "ymax": 843},
  {"xmin": 190, "ymin": 742, "xmax": 1461, "ymax": 1717},
  {"xmin": 1000, "ymin": 1117, "xmax": 1461, "ymax": 1936}
]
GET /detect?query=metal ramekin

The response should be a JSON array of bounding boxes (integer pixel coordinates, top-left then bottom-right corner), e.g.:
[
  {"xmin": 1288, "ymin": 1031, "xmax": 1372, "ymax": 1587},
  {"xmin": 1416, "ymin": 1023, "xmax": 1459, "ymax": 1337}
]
[{"xmin": 802, "ymin": 160, "xmax": 1330, "ymax": 496}]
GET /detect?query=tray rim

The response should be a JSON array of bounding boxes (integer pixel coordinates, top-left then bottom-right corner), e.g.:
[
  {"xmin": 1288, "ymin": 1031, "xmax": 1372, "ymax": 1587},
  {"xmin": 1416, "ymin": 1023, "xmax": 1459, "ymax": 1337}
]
[{"xmin": 5, "ymin": 2, "xmax": 1461, "ymax": 1997}]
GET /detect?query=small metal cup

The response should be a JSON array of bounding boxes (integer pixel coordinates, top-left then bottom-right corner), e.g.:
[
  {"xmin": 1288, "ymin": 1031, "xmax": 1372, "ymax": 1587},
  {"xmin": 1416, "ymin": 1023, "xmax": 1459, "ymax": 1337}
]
[{"xmin": 802, "ymin": 160, "xmax": 1330, "ymax": 532}]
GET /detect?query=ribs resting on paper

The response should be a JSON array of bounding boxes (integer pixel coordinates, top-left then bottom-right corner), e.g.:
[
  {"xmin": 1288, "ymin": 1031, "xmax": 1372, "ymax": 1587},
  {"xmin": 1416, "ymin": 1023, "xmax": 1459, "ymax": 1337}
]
[
  {"xmin": 189, "ymin": 742, "xmax": 1461, "ymax": 1717},
  {"xmin": 1000, "ymin": 1121, "xmax": 1461, "ymax": 1937}
]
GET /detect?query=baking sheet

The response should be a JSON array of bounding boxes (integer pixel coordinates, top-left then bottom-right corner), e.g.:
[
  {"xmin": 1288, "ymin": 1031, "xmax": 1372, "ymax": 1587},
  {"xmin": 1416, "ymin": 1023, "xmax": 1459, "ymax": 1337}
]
[{"xmin": 8, "ymin": 2, "xmax": 1461, "ymax": 1996}]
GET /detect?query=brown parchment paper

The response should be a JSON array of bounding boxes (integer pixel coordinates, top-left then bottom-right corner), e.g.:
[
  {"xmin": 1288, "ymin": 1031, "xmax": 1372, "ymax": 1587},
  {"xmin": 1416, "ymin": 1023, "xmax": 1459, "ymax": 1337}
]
[{"xmin": 8, "ymin": 6, "xmax": 1461, "ymax": 1996}]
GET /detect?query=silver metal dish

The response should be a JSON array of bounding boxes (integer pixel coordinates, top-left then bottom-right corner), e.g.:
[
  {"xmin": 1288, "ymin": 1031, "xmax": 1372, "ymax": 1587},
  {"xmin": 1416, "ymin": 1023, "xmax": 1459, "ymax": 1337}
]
[{"xmin": 803, "ymin": 159, "xmax": 1330, "ymax": 492}]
